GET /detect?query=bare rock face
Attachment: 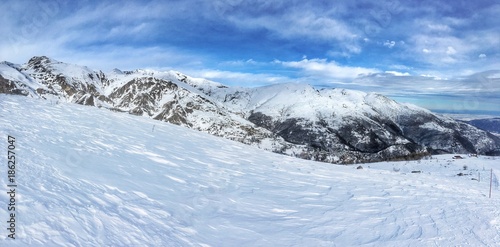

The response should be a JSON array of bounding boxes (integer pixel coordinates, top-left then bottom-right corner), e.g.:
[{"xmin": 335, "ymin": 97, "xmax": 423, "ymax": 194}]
[
  {"xmin": 0, "ymin": 75, "xmax": 28, "ymax": 95},
  {"xmin": 2, "ymin": 56, "xmax": 499, "ymax": 164}
]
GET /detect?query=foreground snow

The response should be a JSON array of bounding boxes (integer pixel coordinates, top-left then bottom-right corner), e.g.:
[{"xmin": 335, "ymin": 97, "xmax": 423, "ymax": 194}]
[{"xmin": 1, "ymin": 95, "xmax": 499, "ymax": 246}]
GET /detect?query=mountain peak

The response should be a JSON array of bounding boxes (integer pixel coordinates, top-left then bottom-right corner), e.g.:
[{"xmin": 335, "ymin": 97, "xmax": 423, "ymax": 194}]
[
  {"xmin": 25, "ymin": 56, "xmax": 63, "ymax": 70},
  {"xmin": 28, "ymin": 55, "xmax": 54, "ymax": 64},
  {"xmin": 111, "ymin": 68, "xmax": 124, "ymax": 75}
]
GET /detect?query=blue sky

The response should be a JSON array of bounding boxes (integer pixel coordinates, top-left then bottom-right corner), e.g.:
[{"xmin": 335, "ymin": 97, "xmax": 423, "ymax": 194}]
[{"xmin": 1, "ymin": 0, "xmax": 499, "ymax": 114}]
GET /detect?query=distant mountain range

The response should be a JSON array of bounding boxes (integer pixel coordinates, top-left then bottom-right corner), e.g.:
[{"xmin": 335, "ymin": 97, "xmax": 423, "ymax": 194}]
[
  {"xmin": 465, "ymin": 118, "xmax": 500, "ymax": 136},
  {"xmin": 1, "ymin": 56, "xmax": 499, "ymax": 163}
]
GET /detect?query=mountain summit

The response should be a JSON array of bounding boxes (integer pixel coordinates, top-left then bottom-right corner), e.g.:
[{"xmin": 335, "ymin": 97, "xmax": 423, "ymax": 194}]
[{"xmin": 1, "ymin": 56, "xmax": 499, "ymax": 163}]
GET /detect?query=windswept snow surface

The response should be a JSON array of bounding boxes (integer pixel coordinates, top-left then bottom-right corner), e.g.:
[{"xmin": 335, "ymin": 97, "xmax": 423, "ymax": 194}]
[{"xmin": 1, "ymin": 94, "xmax": 500, "ymax": 246}]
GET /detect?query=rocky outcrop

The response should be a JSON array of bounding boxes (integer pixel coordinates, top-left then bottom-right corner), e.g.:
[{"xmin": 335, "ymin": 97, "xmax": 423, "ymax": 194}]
[
  {"xmin": 20, "ymin": 56, "xmax": 112, "ymax": 106},
  {"xmin": 0, "ymin": 75, "xmax": 29, "ymax": 95}
]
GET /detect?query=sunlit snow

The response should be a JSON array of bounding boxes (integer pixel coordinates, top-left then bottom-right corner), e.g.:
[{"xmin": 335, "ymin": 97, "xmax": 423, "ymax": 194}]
[{"xmin": 1, "ymin": 95, "xmax": 499, "ymax": 246}]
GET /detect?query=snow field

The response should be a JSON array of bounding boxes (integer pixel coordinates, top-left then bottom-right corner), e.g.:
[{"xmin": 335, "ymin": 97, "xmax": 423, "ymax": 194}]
[{"xmin": 1, "ymin": 94, "xmax": 500, "ymax": 246}]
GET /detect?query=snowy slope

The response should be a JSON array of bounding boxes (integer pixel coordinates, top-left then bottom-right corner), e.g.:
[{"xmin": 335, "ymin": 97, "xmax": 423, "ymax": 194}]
[{"xmin": 1, "ymin": 94, "xmax": 500, "ymax": 246}]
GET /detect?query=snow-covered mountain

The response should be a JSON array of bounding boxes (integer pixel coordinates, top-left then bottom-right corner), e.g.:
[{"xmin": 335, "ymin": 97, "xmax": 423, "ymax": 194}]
[
  {"xmin": 466, "ymin": 118, "xmax": 500, "ymax": 136},
  {"xmin": 0, "ymin": 56, "xmax": 111, "ymax": 106},
  {"xmin": 0, "ymin": 57, "xmax": 297, "ymax": 155},
  {"xmin": 206, "ymin": 84, "xmax": 500, "ymax": 157},
  {"xmin": 2, "ymin": 94, "xmax": 500, "ymax": 246},
  {"xmin": 1, "ymin": 56, "xmax": 499, "ymax": 163}
]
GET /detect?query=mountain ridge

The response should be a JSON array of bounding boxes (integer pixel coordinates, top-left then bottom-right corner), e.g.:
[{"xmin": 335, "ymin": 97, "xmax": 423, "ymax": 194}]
[
  {"xmin": 465, "ymin": 118, "xmax": 500, "ymax": 136},
  {"xmin": 1, "ymin": 56, "xmax": 499, "ymax": 163}
]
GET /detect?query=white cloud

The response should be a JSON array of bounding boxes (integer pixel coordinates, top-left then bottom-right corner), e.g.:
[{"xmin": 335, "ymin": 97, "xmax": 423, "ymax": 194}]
[
  {"xmin": 426, "ymin": 24, "xmax": 452, "ymax": 32},
  {"xmin": 187, "ymin": 69, "xmax": 292, "ymax": 87},
  {"xmin": 219, "ymin": 59, "xmax": 261, "ymax": 66},
  {"xmin": 327, "ymin": 40, "xmax": 363, "ymax": 58},
  {"xmin": 385, "ymin": 71, "xmax": 410, "ymax": 76},
  {"xmin": 409, "ymin": 35, "xmax": 475, "ymax": 65},
  {"xmin": 407, "ymin": 19, "xmax": 499, "ymax": 68},
  {"xmin": 225, "ymin": 8, "xmax": 363, "ymax": 57},
  {"xmin": 446, "ymin": 46, "xmax": 457, "ymax": 55},
  {"xmin": 389, "ymin": 64, "xmax": 413, "ymax": 70},
  {"xmin": 419, "ymin": 74, "xmax": 445, "ymax": 80},
  {"xmin": 383, "ymin": 40, "xmax": 396, "ymax": 48},
  {"xmin": 228, "ymin": 10, "xmax": 357, "ymax": 42},
  {"xmin": 275, "ymin": 58, "xmax": 379, "ymax": 80},
  {"xmin": 351, "ymin": 71, "xmax": 500, "ymax": 103},
  {"xmin": 479, "ymin": 54, "xmax": 487, "ymax": 58}
]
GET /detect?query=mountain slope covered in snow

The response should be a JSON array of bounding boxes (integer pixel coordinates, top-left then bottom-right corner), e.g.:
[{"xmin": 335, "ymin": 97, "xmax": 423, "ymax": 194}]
[
  {"xmin": 466, "ymin": 118, "xmax": 500, "ymax": 136},
  {"xmin": 0, "ymin": 57, "xmax": 299, "ymax": 156},
  {"xmin": 1, "ymin": 94, "xmax": 500, "ymax": 246},
  {"xmin": 201, "ymin": 81, "xmax": 500, "ymax": 159},
  {"xmin": 1, "ymin": 56, "xmax": 499, "ymax": 164}
]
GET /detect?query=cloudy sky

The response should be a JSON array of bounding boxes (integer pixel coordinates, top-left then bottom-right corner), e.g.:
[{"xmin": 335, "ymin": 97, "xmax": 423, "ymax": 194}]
[{"xmin": 1, "ymin": 0, "xmax": 499, "ymax": 114}]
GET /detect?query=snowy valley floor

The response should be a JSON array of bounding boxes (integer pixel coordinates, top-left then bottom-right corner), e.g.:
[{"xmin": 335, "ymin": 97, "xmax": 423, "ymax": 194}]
[{"xmin": 1, "ymin": 94, "xmax": 500, "ymax": 246}]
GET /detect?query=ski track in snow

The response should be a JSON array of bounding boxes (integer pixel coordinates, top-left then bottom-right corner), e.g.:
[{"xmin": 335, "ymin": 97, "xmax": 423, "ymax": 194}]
[{"xmin": 1, "ymin": 94, "xmax": 500, "ymax": 246}]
